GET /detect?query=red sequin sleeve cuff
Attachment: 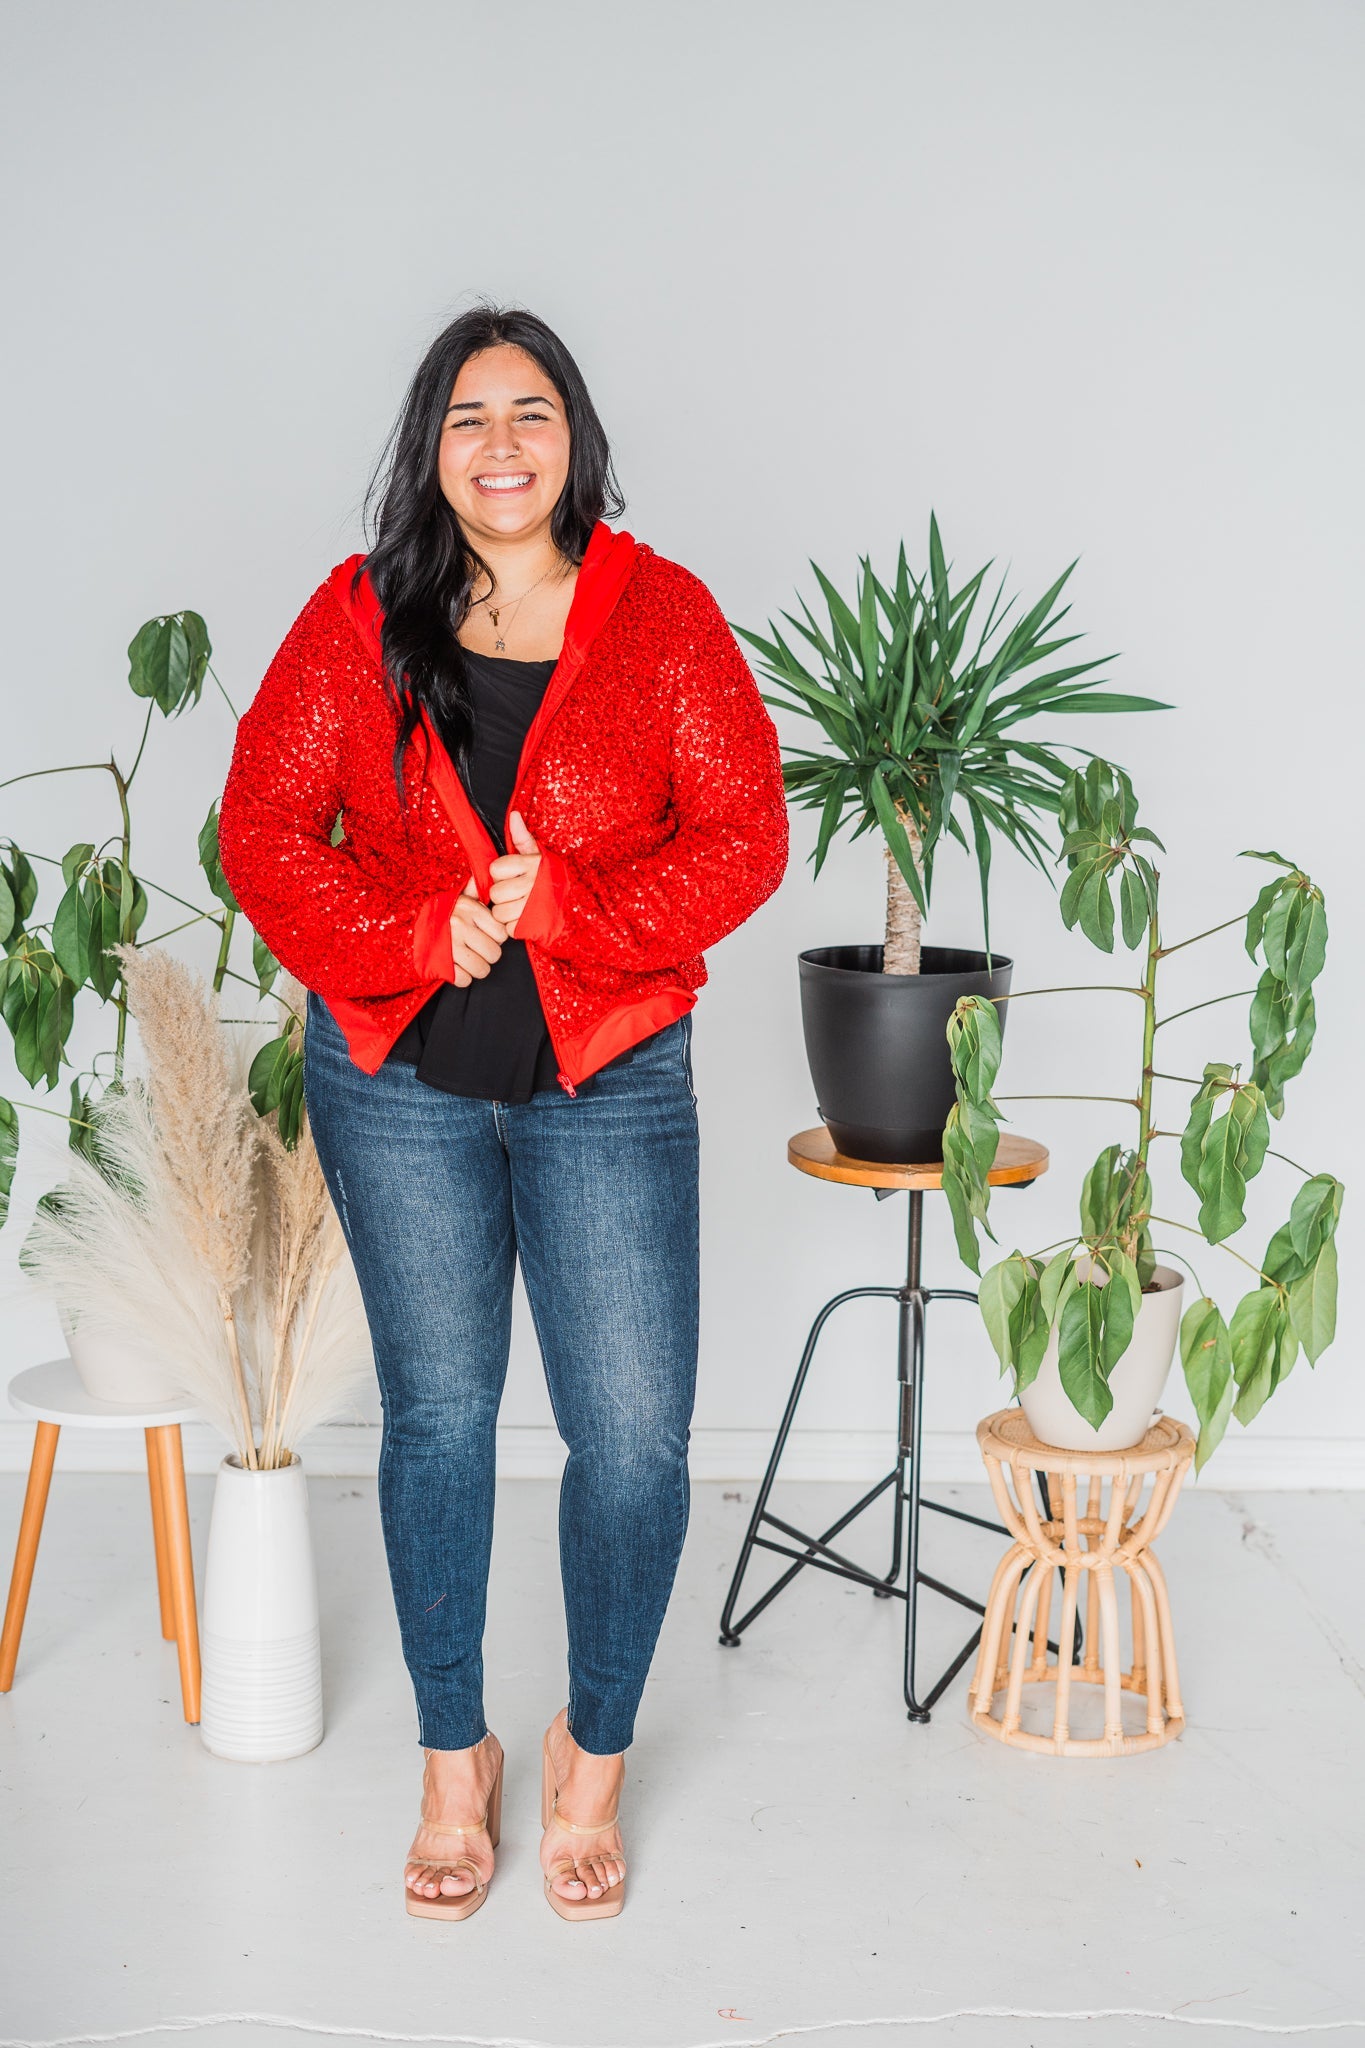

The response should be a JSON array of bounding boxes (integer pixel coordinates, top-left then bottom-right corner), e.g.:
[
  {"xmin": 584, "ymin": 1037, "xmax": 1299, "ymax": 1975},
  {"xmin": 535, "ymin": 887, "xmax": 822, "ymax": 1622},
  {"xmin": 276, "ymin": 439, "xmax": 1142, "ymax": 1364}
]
[
  {"xmin": 513, "ymin": 849, "xmax": 570, "ymax": 948},
  {"xmin": 411, "ymin": 887, "xmax": 461, "ymax": 982}
]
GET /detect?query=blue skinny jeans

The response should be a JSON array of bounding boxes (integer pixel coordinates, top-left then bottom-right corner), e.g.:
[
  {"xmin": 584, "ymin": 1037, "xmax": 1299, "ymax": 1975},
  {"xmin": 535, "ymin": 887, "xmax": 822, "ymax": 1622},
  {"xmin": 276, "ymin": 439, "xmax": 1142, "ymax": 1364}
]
[{"xmin": 301, "ymin": 988, "xmax": 700, "ymax": 1756}]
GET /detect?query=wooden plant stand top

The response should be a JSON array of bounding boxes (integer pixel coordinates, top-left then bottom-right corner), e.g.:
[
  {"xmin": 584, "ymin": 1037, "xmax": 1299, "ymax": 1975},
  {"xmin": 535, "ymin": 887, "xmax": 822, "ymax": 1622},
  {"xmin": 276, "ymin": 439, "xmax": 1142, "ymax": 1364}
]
[{"xmin": 969, "ymin": 1407, "xmax": 1196, "ymax": 1757}]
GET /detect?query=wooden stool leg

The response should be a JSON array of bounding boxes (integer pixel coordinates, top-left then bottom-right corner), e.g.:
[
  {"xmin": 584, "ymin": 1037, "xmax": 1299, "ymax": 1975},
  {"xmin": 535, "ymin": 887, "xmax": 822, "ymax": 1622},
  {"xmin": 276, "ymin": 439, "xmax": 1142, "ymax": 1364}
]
[
  {"xmin": 1141, "ymin": 1546, "xmax": 1184, "ymax": 1723},
  {"xmin": 1096, "ymin": 1561, "xmax": 1125, "ymax": 1747},
  {"xmin": 145, "ymin": 1428, "xmax": 175, "ymax": 1641},
  {"xmin": 0, "ymin": 1421, "xmax": 61, "ymax": 1691},
  {"xmin": 150, "ymin": 1426, "xmax": 201, "ymax": 1724}
]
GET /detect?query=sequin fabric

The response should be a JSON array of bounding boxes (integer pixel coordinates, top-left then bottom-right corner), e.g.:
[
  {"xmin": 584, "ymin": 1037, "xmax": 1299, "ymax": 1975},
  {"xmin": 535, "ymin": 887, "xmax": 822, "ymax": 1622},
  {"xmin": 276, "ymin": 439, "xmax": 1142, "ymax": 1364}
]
[{"xmin": 216, "ymin": 543, "xmax": 789, "ymax": 1080}]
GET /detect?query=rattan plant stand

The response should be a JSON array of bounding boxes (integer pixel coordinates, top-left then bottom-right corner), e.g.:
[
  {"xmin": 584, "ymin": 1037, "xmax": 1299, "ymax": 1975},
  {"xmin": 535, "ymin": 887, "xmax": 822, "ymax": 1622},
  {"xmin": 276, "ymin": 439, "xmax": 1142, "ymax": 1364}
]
[
  {"xmin": 969, "ymin": 1407, "xmax": 1195, "ymax": 1757},
  {"xmin": 719, "ymin": 1127, "xmax": 1053, "ymax": 1722}
]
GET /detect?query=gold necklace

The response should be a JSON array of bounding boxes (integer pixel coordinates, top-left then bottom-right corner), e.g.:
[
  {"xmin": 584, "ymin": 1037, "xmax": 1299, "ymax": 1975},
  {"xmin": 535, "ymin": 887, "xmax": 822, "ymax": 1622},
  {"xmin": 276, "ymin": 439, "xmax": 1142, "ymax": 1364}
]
[{"xmin": 474, "ymin": 564, "xmax": 554, "ymax": 652}]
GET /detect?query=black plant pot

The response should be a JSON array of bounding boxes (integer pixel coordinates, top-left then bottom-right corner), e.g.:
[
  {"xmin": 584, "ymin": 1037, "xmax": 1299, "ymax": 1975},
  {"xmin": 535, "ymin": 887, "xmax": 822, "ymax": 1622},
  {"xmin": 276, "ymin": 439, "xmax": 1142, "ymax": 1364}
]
[{"xmin": 798, "ymin": 943, "xmax": 1014, "ymax": 1164}]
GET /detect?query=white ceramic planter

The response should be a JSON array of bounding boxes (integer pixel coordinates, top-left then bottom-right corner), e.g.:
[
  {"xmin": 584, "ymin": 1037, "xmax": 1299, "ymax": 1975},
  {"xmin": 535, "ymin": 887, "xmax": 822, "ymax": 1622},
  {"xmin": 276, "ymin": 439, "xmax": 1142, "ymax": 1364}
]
[
  {"xmin": 58, "ymin": 1306, "xmax": 186, "ymax": 1406},
  {"xmin": 1019, "ymin": 1263, "xmax": 1185, "ymax": 1452},
  {"xmin": 199, "ymin": 1452, "xmax": 324, "ymax": 1763}
]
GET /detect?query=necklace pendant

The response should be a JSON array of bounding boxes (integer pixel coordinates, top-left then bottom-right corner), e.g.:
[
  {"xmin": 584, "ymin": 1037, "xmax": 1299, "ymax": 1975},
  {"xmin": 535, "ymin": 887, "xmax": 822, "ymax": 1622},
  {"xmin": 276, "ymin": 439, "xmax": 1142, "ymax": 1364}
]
[{"xmin": 494, "ymin": 635, "xmax": 506, "ymax": 652}]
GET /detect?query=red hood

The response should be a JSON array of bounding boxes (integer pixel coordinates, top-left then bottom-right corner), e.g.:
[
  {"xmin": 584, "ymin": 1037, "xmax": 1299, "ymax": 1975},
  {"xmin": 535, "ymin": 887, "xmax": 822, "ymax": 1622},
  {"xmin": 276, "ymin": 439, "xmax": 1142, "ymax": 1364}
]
[{"xmin": 327, "ymin": 518, "xmax": 643, "ymax": 683}]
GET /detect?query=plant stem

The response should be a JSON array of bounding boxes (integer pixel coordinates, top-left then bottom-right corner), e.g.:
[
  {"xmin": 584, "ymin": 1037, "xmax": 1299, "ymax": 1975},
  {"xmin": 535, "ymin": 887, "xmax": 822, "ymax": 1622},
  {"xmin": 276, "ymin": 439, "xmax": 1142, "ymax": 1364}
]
[
  {"xmin": 1150, "ymin": 1071, "xmax": 1202, "ymax": 1086},
  {"xmin": 1156, "ymin": 913, "xmax": 1245, "ymax": 959},
  {"xmin": 1137, "ymin": 896, "xmax": 1160, "ymax": 1178},
  {"xmin": 994, "ymin": 1094, "xmax": 1142, "ymax": 1106},
  {"xmin": 112, "ymin": 754, "xmax": 134, "ymax": 1083},
  {"xmin": 1155, "ymin": 989, "xmax": 1258, "ymax": 1032},
  {"xmin": 994, "ymin": 985, "xmax": 1147, "ymax": 1004},
  {"xmin": 0, "ymin": 762, "xmax": 114, "ymax": 789},
  {"xmin": 138, "ymin": 914, "xmax": 216, "ymax": 947},
  {"xmin": 1150, "ymin": 1245, "xmax": 1210, "ymax": 1298},
  {"xmin": 1266, "ymin": 1147, "xmax": 1315, "ymax": 1179},
  {"xmin": 9, "ymin": 1101, "xmax": 97, "ymax": 1132},
  {"xmin": 206, "ymin": 661, "xmax": 240, "ymax": 721},
  {"xmin": 1149, "ymin": 1215, "xmax": 1267, "ymax": 1283},
  {"xmin": 212, "ymin": 908, "xmax": 236, "ymax": 994},
  {"xmin": 123, "ymin": 701, "xmax": 156, "ymax": 788}
]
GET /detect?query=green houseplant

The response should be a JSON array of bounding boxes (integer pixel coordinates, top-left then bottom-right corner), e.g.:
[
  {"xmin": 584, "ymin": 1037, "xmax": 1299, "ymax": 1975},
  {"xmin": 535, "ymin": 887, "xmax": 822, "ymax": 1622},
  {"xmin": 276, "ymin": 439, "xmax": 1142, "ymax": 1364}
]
[
  {"xmin": 733, "ymin": 514, "xmax": 1166, "ymax": 1161},
  {"xmin": 941, "ymin": 759, "xmax": 1341, "ymax": 1467},
  {"xmin": 1, "ymin": 609, "xmax": 304, "ymax": 1395}
]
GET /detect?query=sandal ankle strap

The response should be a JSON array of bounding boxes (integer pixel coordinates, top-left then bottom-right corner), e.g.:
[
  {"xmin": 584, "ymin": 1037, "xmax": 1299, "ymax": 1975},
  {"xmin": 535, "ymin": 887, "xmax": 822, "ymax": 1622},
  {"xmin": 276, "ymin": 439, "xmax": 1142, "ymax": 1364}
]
[{"xmin": 549, "ymin": 1799, "xmax": 620, "ymax": 1834}]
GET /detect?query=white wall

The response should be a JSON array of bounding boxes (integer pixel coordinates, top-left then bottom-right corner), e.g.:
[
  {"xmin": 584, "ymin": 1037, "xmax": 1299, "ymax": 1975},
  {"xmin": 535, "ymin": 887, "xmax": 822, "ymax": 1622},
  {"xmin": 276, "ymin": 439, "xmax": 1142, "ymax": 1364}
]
[{"xmin": 3, "ymin": 0, "xmax": 1361, "ymax": 1484}]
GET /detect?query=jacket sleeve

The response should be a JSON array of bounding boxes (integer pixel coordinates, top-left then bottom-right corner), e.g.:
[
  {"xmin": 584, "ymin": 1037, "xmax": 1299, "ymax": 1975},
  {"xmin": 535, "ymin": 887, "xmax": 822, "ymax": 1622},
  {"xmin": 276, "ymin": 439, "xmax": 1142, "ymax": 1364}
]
[
  {"xmin": 514, "ymin": 576, "xmax": 789, "ymax": 972},
  {"xmin": 217, "ymin": 586, "xmax": 461, "ymax": 1001}
]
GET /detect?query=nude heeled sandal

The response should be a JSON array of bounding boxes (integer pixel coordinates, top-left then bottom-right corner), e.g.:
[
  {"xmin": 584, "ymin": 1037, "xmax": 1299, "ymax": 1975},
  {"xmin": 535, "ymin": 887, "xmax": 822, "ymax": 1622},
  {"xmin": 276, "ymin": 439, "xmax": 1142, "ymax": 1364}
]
[
  {"xmin": 540, "ymin": 1730, "xmax": 627, "ymax": 1920},
  {"xmin": 405, "ymin": 1743, "xmax": 504, "ymax": 1922}
]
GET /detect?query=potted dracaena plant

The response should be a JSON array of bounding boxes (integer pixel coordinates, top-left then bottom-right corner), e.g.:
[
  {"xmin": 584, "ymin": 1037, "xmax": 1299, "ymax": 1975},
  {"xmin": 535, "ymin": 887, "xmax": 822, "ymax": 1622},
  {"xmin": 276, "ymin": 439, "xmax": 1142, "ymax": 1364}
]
[
  {"xmin": 940, "ymin": 759, "xmax": 1340, "ymax": 1466},
  {"xmin": 733, "ymin": 513, "xmax": 1167, "ymax": 1161},
  {"xmin": 0, "ymin": 607, "xmax": 304, "ymax": 1400}
]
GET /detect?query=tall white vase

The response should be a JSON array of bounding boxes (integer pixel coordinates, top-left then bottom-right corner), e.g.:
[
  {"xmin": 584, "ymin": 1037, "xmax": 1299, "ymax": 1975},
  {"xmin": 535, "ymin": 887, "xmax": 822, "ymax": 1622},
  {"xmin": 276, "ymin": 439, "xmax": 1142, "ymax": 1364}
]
[
  {"xmin": 1019, "ymin": 1264, "xmax": 1185, "ymax": 1452},
  {"xmin": 199, "ymin": 1452, "xmax": 324, "ymax": 1762}
]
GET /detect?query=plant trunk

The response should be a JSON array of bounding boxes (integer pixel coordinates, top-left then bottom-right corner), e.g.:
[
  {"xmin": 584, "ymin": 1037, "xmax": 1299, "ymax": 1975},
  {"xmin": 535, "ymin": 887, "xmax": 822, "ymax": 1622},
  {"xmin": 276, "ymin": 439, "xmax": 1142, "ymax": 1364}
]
[{"xmin": 883, "ymin": 814, "xmax": 924, "ymax": 975}]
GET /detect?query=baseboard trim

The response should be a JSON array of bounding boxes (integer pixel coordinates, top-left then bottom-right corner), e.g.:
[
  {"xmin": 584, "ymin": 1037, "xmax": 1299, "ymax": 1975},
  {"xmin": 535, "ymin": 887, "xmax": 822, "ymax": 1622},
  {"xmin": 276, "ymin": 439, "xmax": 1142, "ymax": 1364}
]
[{"xmin": 0, "ymin": 1419, "xmax": 1360, "ymax": 1490}]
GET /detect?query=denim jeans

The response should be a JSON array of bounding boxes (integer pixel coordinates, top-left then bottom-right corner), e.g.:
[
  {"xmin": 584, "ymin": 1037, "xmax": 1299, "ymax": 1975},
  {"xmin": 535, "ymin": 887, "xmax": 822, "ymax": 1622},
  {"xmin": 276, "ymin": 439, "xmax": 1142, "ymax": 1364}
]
[{"xmin": 301, "ymin": 987, "xmax": 700, "ymax": 1756}]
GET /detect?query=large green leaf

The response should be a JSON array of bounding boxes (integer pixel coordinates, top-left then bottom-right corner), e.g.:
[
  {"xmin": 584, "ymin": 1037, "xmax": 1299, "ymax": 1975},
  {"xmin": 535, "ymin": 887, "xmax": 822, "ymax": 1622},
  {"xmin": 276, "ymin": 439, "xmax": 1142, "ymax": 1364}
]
[
  {"xmin": 1056, "ymin": 1279, "xmax": 1113, "ymax": 1428},
  {"xmin": 127, "ymin": 610, "xmax": 211, "ymax": 716},
  {"xmin": 1229, "ymin": 1286, "xmax": 1298, "ymax": 1424},
  {"xmin": 0, "ymin": 1096, "xmax": 17, "ymax": 1226},
  {"xmin": 941, "ymin": 1098, "xmax": 1000, "ymax": 1273},
  {"xmin": 1288, "ymin": 1174, "xmax": 1343, "ymax": 1266},
  {"xmin": 1179, "ymin": 1296, "xmax": 1234, "ymax": 1471},
  {"xmin": 198, "ymin": 803, "xmax": 240, "ymax": 913},
  {"xmin": 947, "ymin": 994, "xmax": 1003, "ymax": 1104},
  {"xmin": 980, "ymin": 1255, "xmax": 1028, "ymax": 1372},
  {"xmin": 1288, "ymin": 1238, "xmax": 1337, "ymax": 1364}
]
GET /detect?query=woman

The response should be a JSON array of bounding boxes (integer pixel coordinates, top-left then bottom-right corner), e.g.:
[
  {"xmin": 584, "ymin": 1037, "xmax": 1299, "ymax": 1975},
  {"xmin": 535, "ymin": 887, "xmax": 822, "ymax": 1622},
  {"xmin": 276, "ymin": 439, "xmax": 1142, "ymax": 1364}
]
[{"xmin": 217, "ymin": 302, "xmax": 789, "ymax": 1922}]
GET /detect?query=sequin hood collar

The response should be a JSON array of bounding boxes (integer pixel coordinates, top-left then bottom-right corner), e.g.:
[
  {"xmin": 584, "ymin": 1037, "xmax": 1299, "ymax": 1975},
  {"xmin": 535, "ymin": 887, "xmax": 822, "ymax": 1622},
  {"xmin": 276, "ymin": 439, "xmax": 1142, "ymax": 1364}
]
[{"xmin": 326, "ymin": 517, "xmax": 646, "ymax": 687}]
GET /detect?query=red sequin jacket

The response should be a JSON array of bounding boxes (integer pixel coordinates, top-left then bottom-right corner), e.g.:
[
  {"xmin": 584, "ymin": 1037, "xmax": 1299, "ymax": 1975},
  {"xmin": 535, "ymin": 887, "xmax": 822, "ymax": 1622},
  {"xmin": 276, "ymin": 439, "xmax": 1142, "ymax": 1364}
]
[{"xmin": 216, "ymin": 520, "xmax": 789, "ymax": 1091}]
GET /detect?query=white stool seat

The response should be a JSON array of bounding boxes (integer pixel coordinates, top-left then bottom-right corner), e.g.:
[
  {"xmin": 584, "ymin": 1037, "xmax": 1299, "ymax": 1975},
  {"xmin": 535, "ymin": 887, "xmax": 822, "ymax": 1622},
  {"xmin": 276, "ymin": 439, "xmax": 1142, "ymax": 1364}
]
[{"xmin": 8, "ymin": 1358, "xmax": 202, "ymax": 1430}]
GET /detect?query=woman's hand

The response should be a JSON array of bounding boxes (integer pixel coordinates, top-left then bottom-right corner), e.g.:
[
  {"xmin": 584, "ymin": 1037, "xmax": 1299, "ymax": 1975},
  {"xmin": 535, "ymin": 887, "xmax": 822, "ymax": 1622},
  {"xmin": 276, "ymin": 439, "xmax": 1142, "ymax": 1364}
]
[
  {"xmin": 488, "ymin": 811, "xmax": 542, "ymax": 938},
  {"xmin": 448, "ymin": 875, "xmax": 506, "ymax": 987}
]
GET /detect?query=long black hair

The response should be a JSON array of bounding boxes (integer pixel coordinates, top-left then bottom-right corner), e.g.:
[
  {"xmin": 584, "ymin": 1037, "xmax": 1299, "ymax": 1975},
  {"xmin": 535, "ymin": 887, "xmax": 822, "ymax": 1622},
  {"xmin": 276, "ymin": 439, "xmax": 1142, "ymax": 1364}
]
[{"xmin": 359, "ymin": 300, "xmax": 626, "ymax": 810}]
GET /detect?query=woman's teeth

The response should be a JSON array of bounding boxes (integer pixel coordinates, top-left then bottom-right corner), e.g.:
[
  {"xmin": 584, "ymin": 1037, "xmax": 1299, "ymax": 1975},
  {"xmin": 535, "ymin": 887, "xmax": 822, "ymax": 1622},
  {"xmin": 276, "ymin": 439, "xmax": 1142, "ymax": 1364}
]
[{"xmin": 475, "ymin": 473, "xmax": 534, "ymax": 492}]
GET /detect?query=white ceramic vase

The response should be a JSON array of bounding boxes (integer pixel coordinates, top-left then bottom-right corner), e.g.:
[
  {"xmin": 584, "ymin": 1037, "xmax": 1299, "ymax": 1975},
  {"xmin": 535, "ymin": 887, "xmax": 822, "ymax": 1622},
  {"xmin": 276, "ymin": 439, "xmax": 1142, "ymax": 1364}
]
[
  {"xmin": 58, "ymin": 1305, "xmax": 186, "ymax": 1406},
  {"xmin": 1019, "ymin": 1263, "xmax": 1185, "ymax": 1452},
  {"xmin": 199, "ymin": 1452, "xmax": 324, "ymax": 1762}
]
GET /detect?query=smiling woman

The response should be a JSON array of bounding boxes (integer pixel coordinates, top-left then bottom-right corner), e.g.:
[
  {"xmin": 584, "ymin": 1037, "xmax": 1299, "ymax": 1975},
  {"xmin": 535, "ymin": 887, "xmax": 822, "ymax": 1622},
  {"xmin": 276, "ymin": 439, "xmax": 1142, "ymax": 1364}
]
[{"xmin": 215, "ymin": 298, "xmax": 789, "ymax": 1928}]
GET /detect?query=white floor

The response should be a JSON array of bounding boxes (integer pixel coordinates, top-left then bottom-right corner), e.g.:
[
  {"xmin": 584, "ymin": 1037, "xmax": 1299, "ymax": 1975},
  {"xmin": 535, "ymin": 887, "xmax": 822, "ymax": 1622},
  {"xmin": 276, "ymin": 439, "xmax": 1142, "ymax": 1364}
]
[{"xmin": 1, "ymin": 1467, "xmax": 1363, "ymax": 2048}]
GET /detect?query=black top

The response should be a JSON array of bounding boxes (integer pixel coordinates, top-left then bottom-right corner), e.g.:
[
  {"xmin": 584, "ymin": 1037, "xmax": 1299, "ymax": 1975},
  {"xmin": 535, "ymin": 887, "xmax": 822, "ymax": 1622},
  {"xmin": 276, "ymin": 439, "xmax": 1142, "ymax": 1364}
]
[{"xmin": 386, "ymin": 646, "xmax": 563, "ymax": 1101}]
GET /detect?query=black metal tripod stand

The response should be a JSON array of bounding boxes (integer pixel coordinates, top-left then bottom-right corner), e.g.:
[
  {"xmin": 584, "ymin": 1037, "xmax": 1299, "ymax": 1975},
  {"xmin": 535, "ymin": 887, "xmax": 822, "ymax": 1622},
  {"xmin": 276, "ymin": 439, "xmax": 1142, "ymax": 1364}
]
[{"xmin": 719, "ymin": 1142, "xmax": 1065, "ymax": 1722}]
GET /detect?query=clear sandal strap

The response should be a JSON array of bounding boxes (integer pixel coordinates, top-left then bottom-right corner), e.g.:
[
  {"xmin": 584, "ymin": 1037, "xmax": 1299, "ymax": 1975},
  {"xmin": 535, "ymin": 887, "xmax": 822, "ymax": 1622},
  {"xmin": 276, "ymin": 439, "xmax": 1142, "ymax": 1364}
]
[
  {"xmin": 419, "ymin": 1812, "xmax": 490, "ymax": 1835},
  {"xmin": 550, "ymin": 1800, "xmax": 619, "ymax": 1834}
]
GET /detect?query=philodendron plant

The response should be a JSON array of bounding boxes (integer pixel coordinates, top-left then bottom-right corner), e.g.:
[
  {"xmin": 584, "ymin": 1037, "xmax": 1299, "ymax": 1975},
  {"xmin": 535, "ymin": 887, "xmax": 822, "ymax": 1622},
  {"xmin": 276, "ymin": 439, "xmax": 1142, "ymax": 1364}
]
[
  {"xmin": 940, "ymin": 759, "xmax": 1341, "ymax": 1469},
  {"xmin": 733, "ymin": 513, "xmax": 1167, "ymax": 969},
  {"xmin": 0, "ymin": 610, "xmax": 303, "ymax": 1231}
]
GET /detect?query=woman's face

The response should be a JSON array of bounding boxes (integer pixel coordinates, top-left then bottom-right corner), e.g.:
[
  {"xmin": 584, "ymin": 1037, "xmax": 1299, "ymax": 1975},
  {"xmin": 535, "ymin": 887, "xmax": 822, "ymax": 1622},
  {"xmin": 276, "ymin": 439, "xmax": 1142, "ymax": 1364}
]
[{"xmin": 437, "ymin": 343, "xmax": 572, "ymax": 548}]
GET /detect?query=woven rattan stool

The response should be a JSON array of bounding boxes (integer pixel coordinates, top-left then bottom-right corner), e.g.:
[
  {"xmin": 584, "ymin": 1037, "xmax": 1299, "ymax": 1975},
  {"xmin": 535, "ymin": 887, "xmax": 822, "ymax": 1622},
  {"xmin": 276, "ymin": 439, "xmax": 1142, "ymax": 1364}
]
[{"xmin": 968, "ymin": 1407, "xmax": 1195, "ymax": 1757}]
